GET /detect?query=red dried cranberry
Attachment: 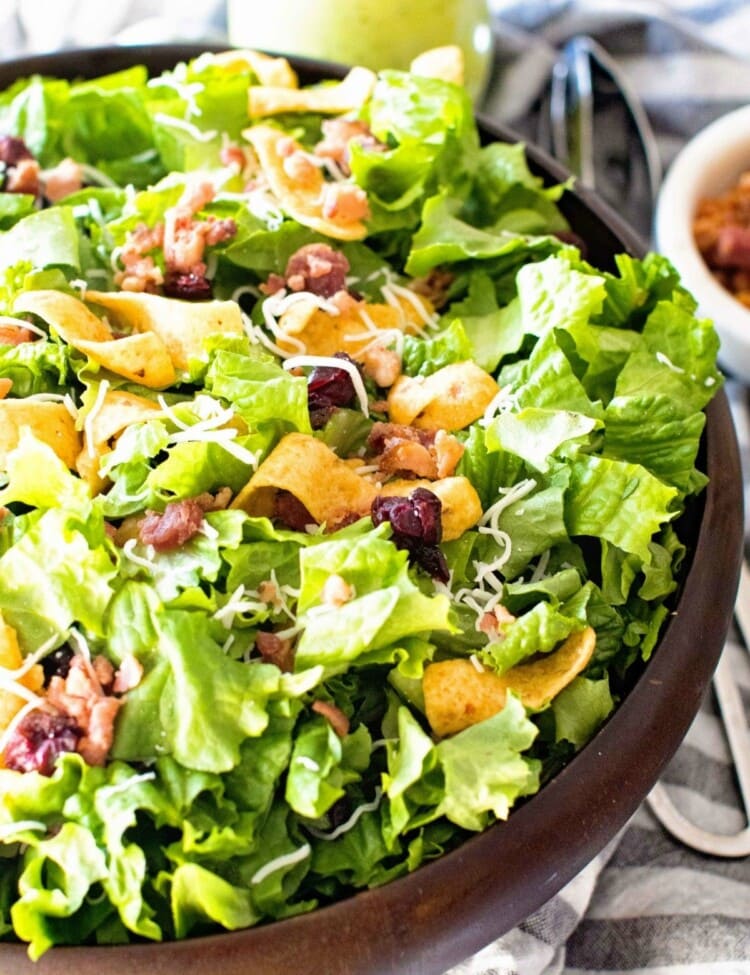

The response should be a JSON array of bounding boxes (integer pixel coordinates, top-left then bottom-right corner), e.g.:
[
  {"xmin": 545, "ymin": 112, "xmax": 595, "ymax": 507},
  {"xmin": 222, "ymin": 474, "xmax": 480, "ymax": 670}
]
[
  {"xmin": 41, "ymin": 646, "xmax": 75, "ymax": 685},
  {"xmin": 0, "ymin": 135, "xmax": 34, "ymax": 167},
  {"xmin": 307, "ymin": 352, "xmax": 358, "ymax": 428},
  {"xmin": 371, "ymin": 488, "xmax": 449, "ymax": 582},
  {"xmin": 163, "ymin": 269, "xmax": 213, "ymax": 301},
  {"xmin": 3, "ymin": 709, "xmax": 81, "ymax": 776}
]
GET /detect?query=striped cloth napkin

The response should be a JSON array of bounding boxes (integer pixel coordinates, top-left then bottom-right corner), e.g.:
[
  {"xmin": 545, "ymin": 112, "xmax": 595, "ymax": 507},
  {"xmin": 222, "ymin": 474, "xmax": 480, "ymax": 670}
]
[{"xmin": 447, "ymin": 3, "xmax": 750, "ymax": 973}]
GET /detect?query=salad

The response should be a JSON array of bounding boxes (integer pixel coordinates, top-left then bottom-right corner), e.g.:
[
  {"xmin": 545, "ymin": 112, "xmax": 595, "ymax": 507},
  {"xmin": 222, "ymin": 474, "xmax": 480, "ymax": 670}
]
[{"xmin": 0, "ymin": 48, "xmax": 721, "ymax": 958}]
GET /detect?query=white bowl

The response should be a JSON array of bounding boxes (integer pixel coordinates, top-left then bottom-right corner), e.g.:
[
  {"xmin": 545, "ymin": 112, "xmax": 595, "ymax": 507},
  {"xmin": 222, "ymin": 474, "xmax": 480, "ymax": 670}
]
[{"xmin": 655, "ymin": 104, "xmax": 750, "ymax": 384}]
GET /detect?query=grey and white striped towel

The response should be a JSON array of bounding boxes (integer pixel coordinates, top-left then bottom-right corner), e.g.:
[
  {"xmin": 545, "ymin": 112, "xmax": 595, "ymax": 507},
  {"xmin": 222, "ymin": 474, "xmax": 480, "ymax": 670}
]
[{"xmin": 447, "ymin": 3, "xmax": 750, "ymax": 973}]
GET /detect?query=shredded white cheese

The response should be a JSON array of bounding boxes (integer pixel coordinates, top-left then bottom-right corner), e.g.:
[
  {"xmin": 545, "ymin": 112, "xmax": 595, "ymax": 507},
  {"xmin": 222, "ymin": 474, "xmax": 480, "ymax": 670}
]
[
  {"xmin": 0, "ymin": 315, "xmax": 47, "ymax": 338},
  {"xmin": 305, "ymin": 788, "xmax": 383, "ymax": 841},
  {"xmin": 250, "ymin": 843, "xmax": 311, "ymax": 885},
  {"xmin": 0, "ymin": 821, "xmax": 47, "ymax": 841}
]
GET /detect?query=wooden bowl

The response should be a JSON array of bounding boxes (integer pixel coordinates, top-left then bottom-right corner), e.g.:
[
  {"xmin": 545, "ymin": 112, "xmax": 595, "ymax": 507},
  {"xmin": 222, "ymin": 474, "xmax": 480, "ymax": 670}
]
[{"xmin": 0, "ymin": 44, "xmax": 742, "ymax": 975}]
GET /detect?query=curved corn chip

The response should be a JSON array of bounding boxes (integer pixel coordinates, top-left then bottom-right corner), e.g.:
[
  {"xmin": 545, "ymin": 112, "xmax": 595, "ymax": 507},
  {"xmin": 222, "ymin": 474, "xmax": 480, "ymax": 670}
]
[
  {"xmin": 0, "ymin": 611, "xmax": 43, "ymax": 736},
  {"xmin": 276, "ymin": 294, "xmax": 433, "ymax": 358},
  {"xmin": 503, "ymin": 626, "xmax": 596, "ymax": 711},
  {"xmin": 378, "ymin": 476, "xmax": 482, "ymax": 541},
  {"xmin": 77, "ymin": 389, "xmax": 163, "ymax": 493},
  {"xmin": 248, "ymin": 65, "xmax": 376, "ymax": 117},
  {"xmin": 423, "ymin": 626, "xmax": 597, "ymax": 737},
  {"xmin": 244, "ymin": 125, "xmax": 368, "ymax": 240},
  {"xmin": 14, "ymin": 290, "xmax": 176, "ymax": 389},
  {"xmin": 423, "ymin": 659, "xmax": 507, "ymax": 738},
  {"xmin": 0, "ymin": 399, "xmax": 80, "ymax": 470},
  {"xmin": 85, "ymin": 291, "xmax": 243, "ymax": 373},
  {"xmin": 200, "ymin": 49, "xmax": 298, "ymax": 88},
  {"xmin": 410, "ymin": 45, "xmax": 465, "ymax": 87},
  {"xmin": 231, "ymin": 432, "xmax": 377, "ymax": 525},
  {"xmin": 388, "ymin": 361, "xmax": 499, "ymax": 430}
]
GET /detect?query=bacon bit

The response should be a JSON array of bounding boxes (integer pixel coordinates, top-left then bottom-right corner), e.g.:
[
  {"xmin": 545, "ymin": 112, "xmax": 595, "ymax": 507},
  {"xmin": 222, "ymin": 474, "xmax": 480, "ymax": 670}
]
[
  {"xmin": 163, "ymin": 185, "xmax": 237, "ymax": 277},
  {"xmin": 367, "ymin": 422, "xmax": 463, "ymax": 479},
  {"xmin": 139, "ymin": 498, "xmax": 205, "ymax": 551},
  {"xmin": 113, "ymin": 654, "xmax": 143, "ymax": 694},
  {"xmin": 255, "ymin": 631, "xmax": 295, "ymax": 672},
  {"xmin": 5, "ymin": 157, "xmax": 40, "ymax": 196},
  {"xmin": 260, "ymin": 272, "xmax": 286, "ymax": 296},
  {"xmin": 320, "ymin": 182, "xmax": 370, "ymax": 223},
  {"xmin": 77, "ymin": 696, "xmax": 121, "ymax": 767},
  {"xmin": 321, "ymin": 573, "xmax": 355, "ymax": 607},
  {"xmin": 44, "ymin": 656, "xmax": 123, "ymax": 768},
  {"xmin": 42, "ymin": 157, "xmax": 83, "ymax": 203},
  {"xmin": 115, "ymin": 254, "xmax": 164, "ymax": 294},
  {"xmin": 359, "ymin": 344, "xmax": 401, "ymax": 389},
  {"xmin": 285, "ymin": 243, "xmax": 350, "ymax": 298},
  {"xmin": 281, "ymin": 151, "xmax": 319, "ymax": 186},
  {"xmin": 258, "ymin": 579, "xmax": 283, "ymax": 608},
  {"xmin": 477, "ymin": 605, "xmax": 516, "ymax": 640},
  {"xmin": 380, "ymin": 439, "xmax": 437, "ymax": 479},
  {"xmin": 314, "ymin": 118, "xmax": 385, "ymax": 176},
  {"xmin": 220, "ymin": 143, "xmax": 249, "ymax": 171},
  {"xmin": 91, "ymin": 655, "xmax": 115, "ymax": 691},
  {"xmin": 433, "ymin": 428, "xmax": 465, "ymax": 478},
  {"xmin": 0, "ymin": 325, "xmax": 35, "ymax": 346},
  {"xmin": 0, "ymin": 378, "xmax": 11, "ymax": 400},
  {"xmin": 194, "ymin": 486, "xmax": 233, "ymax": 512},
  {"xmin": 311, "ymin": 699, "xmax": 350, "ymax": 738}
]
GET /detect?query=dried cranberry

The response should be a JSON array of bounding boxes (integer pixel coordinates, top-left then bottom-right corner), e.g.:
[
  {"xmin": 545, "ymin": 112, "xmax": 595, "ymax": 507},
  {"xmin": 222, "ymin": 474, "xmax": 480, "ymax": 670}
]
[
  {"xmin": 163, "ymin": 268, "xmax": 213, "ymax": 301},
  {"xmin": 371, "ymin": 488, "xmax": 449, "ymax": 582},
  {"xmin": 41, "ymin": 646, "xmax": 75, "ymax": 685},
  {"xmin": 0, "ymin": 135, "xmax": 34, "ymax": 167},
  {"xmin": 306, "ymin": 352, "xmax": 358, "ymax": 428},
  {"xmin": 3, "ymin": 709, "xmax": 81, "ymax": 776}
]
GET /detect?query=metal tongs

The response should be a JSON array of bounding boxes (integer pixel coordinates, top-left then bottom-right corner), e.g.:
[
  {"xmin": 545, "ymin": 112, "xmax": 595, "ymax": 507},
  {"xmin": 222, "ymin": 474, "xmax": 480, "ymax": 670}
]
[
  {"xmin": 539, "ymin": 35, "xmax": 662, "ymax": 241},
  {"xmin": 647, "ymin": 560, "xmax": 750, "ymax": 858}
]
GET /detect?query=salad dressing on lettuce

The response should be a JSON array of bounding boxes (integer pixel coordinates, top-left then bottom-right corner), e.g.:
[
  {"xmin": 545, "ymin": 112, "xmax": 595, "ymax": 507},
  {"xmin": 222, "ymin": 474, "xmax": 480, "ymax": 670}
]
[{"xmin": 0, "ymin": 48, "xmax": 722, "ymax": 958}]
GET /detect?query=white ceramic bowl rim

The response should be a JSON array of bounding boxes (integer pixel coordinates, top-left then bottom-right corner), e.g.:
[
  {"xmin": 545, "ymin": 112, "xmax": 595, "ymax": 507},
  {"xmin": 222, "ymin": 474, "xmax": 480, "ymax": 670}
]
[{"xmin": 655, "ymin": 105, "xmax": 750, "ymax": 379}]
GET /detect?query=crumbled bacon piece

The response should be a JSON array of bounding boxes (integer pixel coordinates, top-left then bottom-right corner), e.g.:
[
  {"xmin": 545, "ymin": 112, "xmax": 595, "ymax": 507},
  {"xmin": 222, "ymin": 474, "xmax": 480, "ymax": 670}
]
[
  {"xmin": 0, "ymin": 324, "xmax": 35, "ymax": 346},
  {"xmin": 139, "ymin": 498, "xmax": 205, "ymax": 551},
  {"xmin": 320, "ymin": 182, "xmax": 370, "ymax": 223},
  {"xmin": 116, "ymin": 255, "xmax": 164, "ymax": 294},
  {"xmin": 260, "ymin": 272, "xmax": 286, "ymax": 296},
  {"xmin": 312, "ymin": 699, "xmax": 350, "ymax": 738},
  {"xmin": 314, "ymin": 118, "xmax": 385, "ymax": 176},
  {"xmin": 255, "ymin": 631, "xmax": 295, "ymax": 672},
  {"xmin": 5, "ymin": 157, "xmax": 40, "ymax": 196},
  {"xmin": 220, "ymin": 143, "xmax": 249, "ymax": 171},
  {"xmin": 285, "ymin": 243, "xmax": 351, "ymax": 298},
  {"xmin": 0, "ymin": 378, "xmax": 12, "ymax": 399},
  {"xmin": 367, "ymin": 422, "xmax": 464, "ymax": 479},
  {"xmin": 42, "ymin": 157, "xmax": 83, "ymax": 203},
  {"xmin": 477, "ymin": 605, "xmax": 516, "ymax": 640},
  {"xmin": 44, "ymin": 655, "xmax": 124, "ymax": 768},
  {"xmin": 194, "ymin": 487, "xmax": 233, "ymax": 512}
]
